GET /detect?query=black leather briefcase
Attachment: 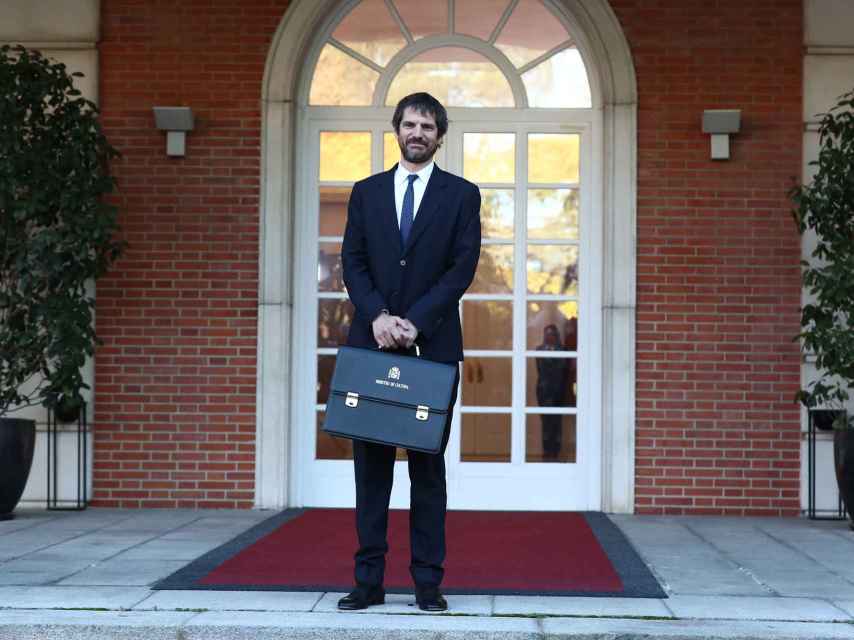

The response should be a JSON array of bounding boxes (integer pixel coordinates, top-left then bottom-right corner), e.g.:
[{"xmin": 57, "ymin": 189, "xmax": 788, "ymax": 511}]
[{"xmin": 321, "ymin": 345, "xmax": 457, "ymax": 454}]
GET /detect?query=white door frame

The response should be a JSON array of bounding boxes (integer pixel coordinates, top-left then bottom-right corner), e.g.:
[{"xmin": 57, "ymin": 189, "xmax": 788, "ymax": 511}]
[
  {"xmin": 256, "ymin": 0, "xmax": 638, "ymax": 513},
  {"xmin": 294, "ymin": 112, "xmax": 598, "ymax": 510}
]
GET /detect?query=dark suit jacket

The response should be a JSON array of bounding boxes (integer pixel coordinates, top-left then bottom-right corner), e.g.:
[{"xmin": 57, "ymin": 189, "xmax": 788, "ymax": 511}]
[{"xmin": 341, "ymin": 164, "xmax": 481, "ymax": 362}]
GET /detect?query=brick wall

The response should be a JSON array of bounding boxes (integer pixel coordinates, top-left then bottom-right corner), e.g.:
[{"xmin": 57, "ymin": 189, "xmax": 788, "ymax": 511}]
[
  {"xmin": 610, "ymin": 0, "xmax": 803, "ymax": 515},
  {"xmin": 93, "ymin": 0, "xmax": 290, "ymax": 508},
  {"xmin": 94, "ymin": 0, "xmax": 804, "ymax": 512}
]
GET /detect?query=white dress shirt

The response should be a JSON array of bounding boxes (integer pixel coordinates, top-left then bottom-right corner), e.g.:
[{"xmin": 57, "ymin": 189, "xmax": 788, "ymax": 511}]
[{"xmin": 394, "ymin": 161, "xmax": 435, "ymax": 227}]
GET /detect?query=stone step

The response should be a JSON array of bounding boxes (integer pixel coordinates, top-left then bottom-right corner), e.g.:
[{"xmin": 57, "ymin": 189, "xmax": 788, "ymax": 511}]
[{"xmin": 2, "ymin": 610, "xmax": 854, "ymax": 640}]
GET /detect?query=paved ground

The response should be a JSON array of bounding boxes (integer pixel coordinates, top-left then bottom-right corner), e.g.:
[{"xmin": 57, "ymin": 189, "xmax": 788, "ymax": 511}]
[{"xmin": 1, "ymin": 507, "xmax": 854, "ymax": 639}]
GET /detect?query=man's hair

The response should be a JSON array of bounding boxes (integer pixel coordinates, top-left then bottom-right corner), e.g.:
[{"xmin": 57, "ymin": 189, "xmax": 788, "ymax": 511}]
[{"xmin": 392, "ymin": 92, "xmax": 449, "ymax": 138}]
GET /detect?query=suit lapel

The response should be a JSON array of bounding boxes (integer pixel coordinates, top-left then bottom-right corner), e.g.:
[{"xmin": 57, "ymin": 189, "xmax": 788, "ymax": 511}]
[
  {"xmin": 376, "ymin": 166, "xmax": 402, "ymax": 256},
  {"xmin": 403, "ymin": 165, "xmax": 449, "ymax": 255}
]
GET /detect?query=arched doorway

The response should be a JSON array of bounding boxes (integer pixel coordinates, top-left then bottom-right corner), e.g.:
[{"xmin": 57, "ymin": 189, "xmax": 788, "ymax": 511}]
[{"xmin": 257, "ymin": 0, "xmax": 638, "ymax": 512}]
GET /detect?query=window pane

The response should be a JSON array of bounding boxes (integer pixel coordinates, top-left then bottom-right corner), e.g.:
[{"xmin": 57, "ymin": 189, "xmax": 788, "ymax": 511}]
[
  {"xmin": 386, "ymin": 48, "xmax": 514, "ymax": 108},
  {"xmin": 318, "ymin": 298, "xmax": 353, "ymax": 348},
  {"xmin": 319, "ymin": 187, "xmax": 350, "ymax": 237},
  {"xmin": 528, "ymin": 189, "xmax": 579, "ymax": 240},
  {"xmin": 333, "ymin": 0, "xmax": 407, "ymax": 67},
  {"xmin": 528, "ymin": 134, "xmax": 580, "ymax": 184},
  {"xmin": 464, "ymin": 133, "xmax": 515, "ymax": 183},
  {"xmin": 463, "ymin": 300, "xmax": 513, "ymax": 350},
  {"xmin": 526, "ymin": 413, "xmax": 576, "ymax": 462},
  {"xmin": 317, "ymin": 410, "xmax": 354, "ymax": 460},
  {"xmin": 461, "ymin": 413, "xmax": 511, "ymax": 462},
  {"xmin": 318, "ymin": 242, "xmax": 344, "ymax": 292},
  {"xmin": 310, "ymin": 44, "xmax": 379, "ymax": 106},
  {"xmin": 495, "ymin": 0, "xmax": 569, "ymax": 68},
  {"xmin": 462, "ymin": 357, "xmax": 512, "ymax": 406},
  {"xmin": 527, "ymin": 301, "xmax": 577, "ymax": 351},
  {"xmin": 526, "ymin": 356, "xmax": 577, "ymax": 408},
  {"xmin": 317, "ymin": 354, "xmax": 337, "ymax": 405},
  {"xmin": 523, "ymin": 47, "xmax": 591, "ymax": 108},
  {"xmin": 384, "ymin": 132, "xmax": 399, "ymax": 170},
  {"xmin": 527, "ymin": 245, "xmax": 578, "ymax": 295},
  {"xmin": 455, "ymin": 0, "xmax": 507, "ymax": 40},
  {"xmin": 481, "ymin": 189, "xmax": 514, "ymax": 239},
  {"xmin": 471, "ymin": 244, "xmax": 513, "ymax": 293},
  {"xmin": 393, "ymin": 0, "xmax": 448, "ymax": 39},
  {"xmin": 319, "ymin": 132, "xmax": 371, "ymax": 182}
]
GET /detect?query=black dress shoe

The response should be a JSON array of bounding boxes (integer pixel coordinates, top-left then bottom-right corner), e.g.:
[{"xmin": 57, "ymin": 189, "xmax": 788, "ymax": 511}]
[
  {"xmin": 415, "ymin": 585, "xmax": 447, "ymax": 611},
  {"xmin": 337, "ymin": 584, "xmax": 385, "ymax": 610}
]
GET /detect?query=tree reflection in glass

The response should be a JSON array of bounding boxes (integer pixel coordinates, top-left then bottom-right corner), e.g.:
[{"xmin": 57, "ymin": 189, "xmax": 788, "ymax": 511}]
[
  {"xmin": 527, "ymin": 189, "xmax": 578, "ymax": 240},
  {"xmin": 471, "ymin": 245, "xmax": 513, "ymax": 293},
  {"xmin": 527, "ymin": 245, "xmax": 578, "ymax": 295},
  {"xmin": 318, "ymin": 299, "xmax": 354, "ymax": 348},
  {"xmin": 387, "ymin": 48, "xmax": 515, "ymax": 108},
  {"xmin": 480, "ymin": 189, "xmax": 514, "ymax": 239},
  {"xmin": 317, "ymin": 243, "xmax": 344, "ymax": 292}
]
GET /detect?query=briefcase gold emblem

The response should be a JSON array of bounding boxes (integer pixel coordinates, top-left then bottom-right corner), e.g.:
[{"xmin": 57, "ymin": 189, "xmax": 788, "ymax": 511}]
[{"xmin": 388, "ymin": 366, "xmax": 401, "ymax": 380}]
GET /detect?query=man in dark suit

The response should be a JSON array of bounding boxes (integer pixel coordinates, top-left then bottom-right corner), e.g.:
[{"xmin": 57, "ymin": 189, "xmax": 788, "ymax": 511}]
[{"xmin": 339, "ymin": 92, "xmax": 481, "ymax": 612}]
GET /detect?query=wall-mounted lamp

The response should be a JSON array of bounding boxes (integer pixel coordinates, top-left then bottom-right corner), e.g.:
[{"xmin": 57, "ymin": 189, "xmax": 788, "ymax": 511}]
[
  {"xmin": 702, "ymin": 109, "xmax": 741, "ymax": 160},
  {"xmin": 153, "ymin": 106, "xmax": 194, "ymax": 157}
]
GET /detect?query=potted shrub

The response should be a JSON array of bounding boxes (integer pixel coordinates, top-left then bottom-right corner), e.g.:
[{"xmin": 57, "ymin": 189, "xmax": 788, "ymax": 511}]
[
  {"xmin": 792, "ymin": 88, "xmax": 854, "ymax": 527},
  {"xmin": 0, "ymin": 45, "xmax": 124, "ymax": 519}
]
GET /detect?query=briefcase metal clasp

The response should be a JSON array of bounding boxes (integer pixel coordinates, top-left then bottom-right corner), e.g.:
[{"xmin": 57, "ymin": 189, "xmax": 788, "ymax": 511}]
[
  {"xmin": 416, "ymin": 405, "xmax": 429, "ymax": 421},
  {"xmin": 345, "ymin": 392, "xmax": 359, "ymax": 408}
]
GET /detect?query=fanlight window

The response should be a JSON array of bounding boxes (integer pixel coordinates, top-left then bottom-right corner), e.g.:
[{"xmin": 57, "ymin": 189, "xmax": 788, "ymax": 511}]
[{"xmin": 308, "ymin": 0, "xmax": 592, "ymax": 108}]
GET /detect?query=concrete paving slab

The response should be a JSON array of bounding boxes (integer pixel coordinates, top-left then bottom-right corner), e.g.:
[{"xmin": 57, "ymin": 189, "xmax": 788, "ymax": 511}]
[
  {"xmin": 0, "ymin": 571, "xmax": 83, "ymax": 586},
  {"xmin": 116, "ymin": 540, "xmax": 225, "ymax": 560},
  {"xmin": 0, "ymin": 586, "xmax": 152, "ymax": 610},
  {"xmin": 185, "ymin": 610, "xmax": 540, "ymax": 636},
  {"xmin": 664, "ymin": 595, "xmax": 852, "ymax": 622},
  {"xmin": 681, "ymin": 522, "xmax": 854, "ymax": 599},
  {"xmin": 0, "ymin": 552, "xmax": 94, "ymax": 574},
  {"xmin": 0, "ymin": 532, "xmax": 89, "ymax": 560},
  {"xmin": 754, "ymin": 523, "xmax": 854, "ymax": 583},
  {"xmin": 56, "ymin": 559, "xmax": 190, "ymax": 586},
  {"xmin": 312, "ymin": 591, "xmax": 493, "ymax": 615},
  {"xmin": 542, "ymin": 617, "xmax": 854, "ymax": 639},
  {"xmin": 135, "ymin": 589, "xmax": 324, "ymax": 612},
  {"xmin": 0, "ymin": 609, "xmax": 196, "ymax": 640},
  {"xmin": 493, "ymin": 594, "xmax": 671, "ymax": 618},
  {"xmin": 17, "ymin": 539, "xmax": 149, "ymax": 561},
  {"xmin": 2, "ymin": 547, "xmax": 95, "ymax": 572},
  {"xmin": 613, "ymin": 519, "xmax": 769, "ymax": 596}
]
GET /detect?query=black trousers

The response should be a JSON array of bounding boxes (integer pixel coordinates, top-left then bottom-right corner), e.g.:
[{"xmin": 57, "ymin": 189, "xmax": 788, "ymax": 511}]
[{"xmin": 352, "ymin": 365, "xmax": 460, "ymax": 588}]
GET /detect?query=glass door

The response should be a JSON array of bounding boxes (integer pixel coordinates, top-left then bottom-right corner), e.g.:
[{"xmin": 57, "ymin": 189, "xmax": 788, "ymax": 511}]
[
  {"xmin": 295, "ymin": 115, "xmax": 598, "ymax": 510},
  {"xmin": 445, "ymin": 123, "xmax": 596, "ymax": 510}
]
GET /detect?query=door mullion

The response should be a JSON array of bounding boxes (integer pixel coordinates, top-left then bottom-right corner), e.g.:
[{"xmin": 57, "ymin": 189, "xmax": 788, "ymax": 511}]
[
  {"xmin": 512, "ymin": 126, "xmax": 528, "ymax": 466},
  {"xmin": 446, "ymin": 128, "xmax": 463, "ymax": 478}
]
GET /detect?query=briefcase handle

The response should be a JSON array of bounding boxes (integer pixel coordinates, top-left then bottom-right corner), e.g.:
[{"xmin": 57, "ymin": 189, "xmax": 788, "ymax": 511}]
[{"xmin": 379, "ymin": 342, "xmax": 421, "ymax": 357}]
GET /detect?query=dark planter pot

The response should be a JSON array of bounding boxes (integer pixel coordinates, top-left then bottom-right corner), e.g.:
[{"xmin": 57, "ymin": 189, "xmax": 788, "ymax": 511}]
[
  {"xmin": 0, "ymin": 418, "xmax": 36, "ymax": 520},
  {"xmin": 834, "ymin": 429, "xmax": 854, "ymax": 530}
]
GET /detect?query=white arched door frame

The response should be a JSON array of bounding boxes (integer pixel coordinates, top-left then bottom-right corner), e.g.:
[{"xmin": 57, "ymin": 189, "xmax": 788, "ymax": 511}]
[{"xmin": 256, "ymin": 0, "xmax": 638, "ymax": 512}]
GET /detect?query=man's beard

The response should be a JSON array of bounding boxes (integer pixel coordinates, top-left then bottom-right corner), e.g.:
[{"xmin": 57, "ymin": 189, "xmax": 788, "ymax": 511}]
[{"xmin": 399, "ymin": 137, "xmax": 438, "ymax": 164}]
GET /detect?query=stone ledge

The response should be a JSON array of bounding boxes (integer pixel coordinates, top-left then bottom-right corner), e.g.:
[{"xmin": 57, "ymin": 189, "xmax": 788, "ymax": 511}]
[{"xmin": 3, "ymin": 610, "xmax": 854, "ymax": 640}]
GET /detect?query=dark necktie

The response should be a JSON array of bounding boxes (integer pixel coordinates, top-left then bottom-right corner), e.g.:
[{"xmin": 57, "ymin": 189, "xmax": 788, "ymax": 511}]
[{"xmin": 400, "ymin": 174, "xmax": 417, "ymax": 246}]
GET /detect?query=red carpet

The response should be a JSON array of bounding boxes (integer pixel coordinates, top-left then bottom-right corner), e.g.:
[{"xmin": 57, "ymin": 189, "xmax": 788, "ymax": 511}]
[
  {"xmin": 199, "ymin": 509, "xmax": 623, "ymax": 593},
  {"xmin": 154, "ymin": 508, "xmax": 666, "ymax": 596}
]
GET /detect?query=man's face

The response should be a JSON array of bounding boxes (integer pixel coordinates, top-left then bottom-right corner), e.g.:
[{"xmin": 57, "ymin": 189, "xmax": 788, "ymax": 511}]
[{"xmin": 396, "ymin": 107, "xmax": 441, "ymax": 165}]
